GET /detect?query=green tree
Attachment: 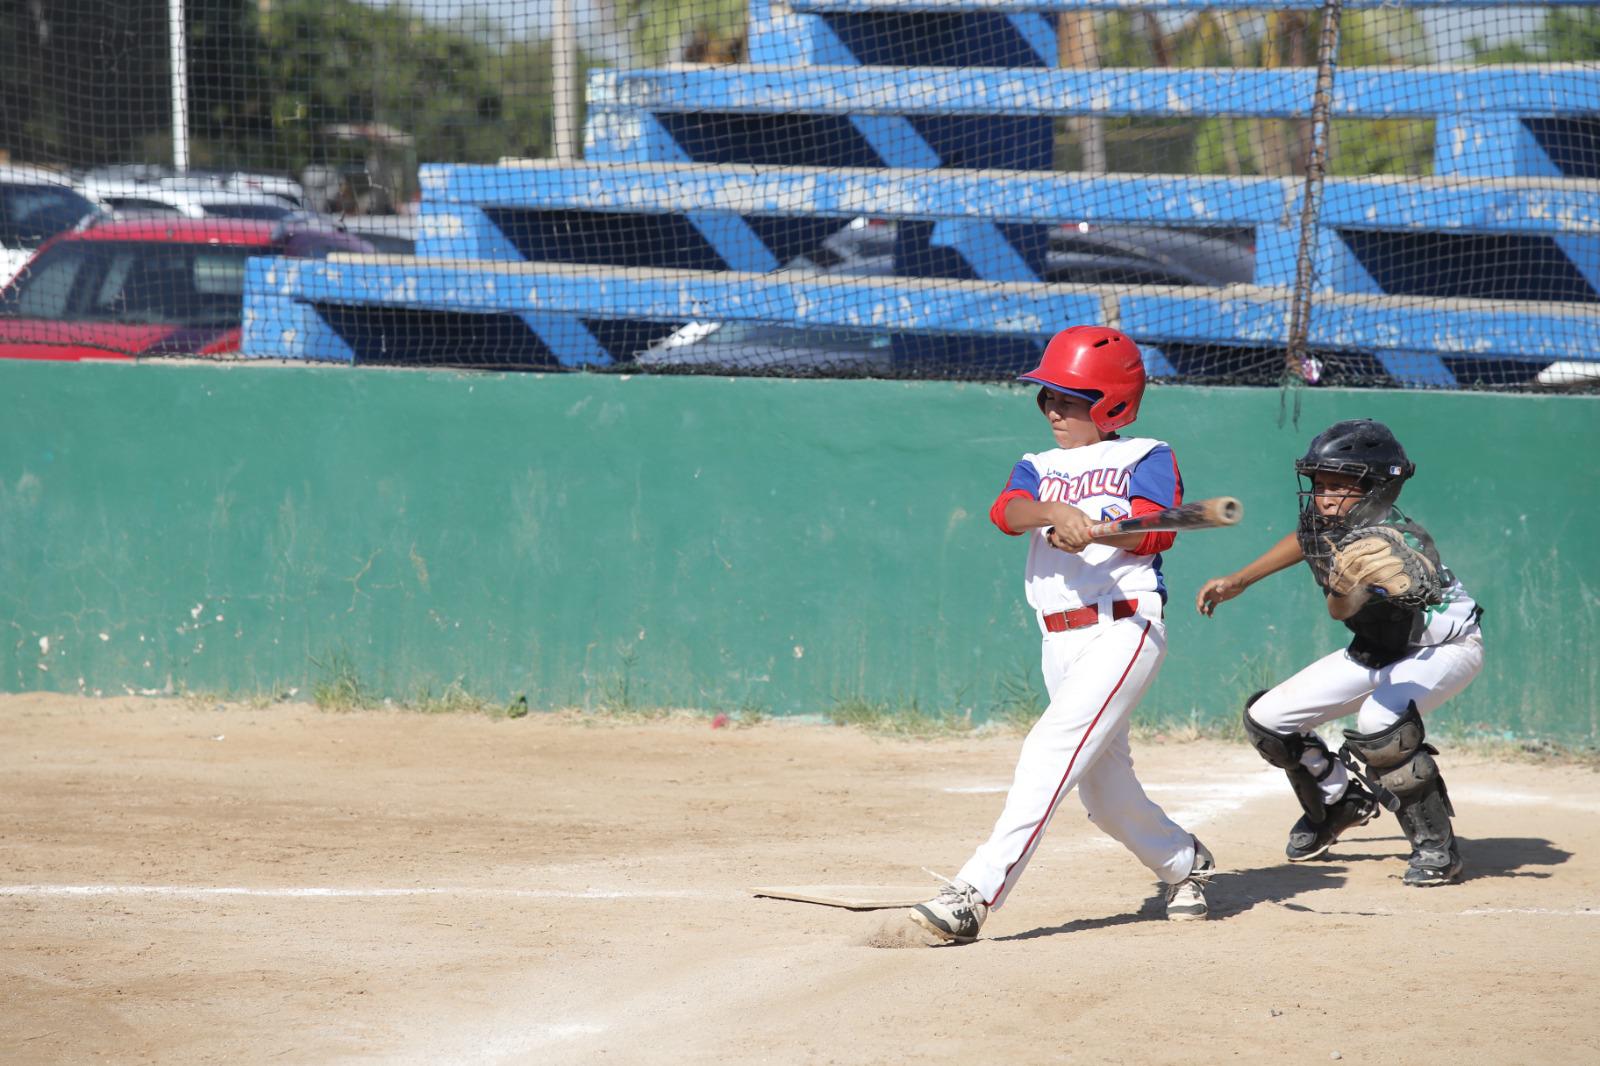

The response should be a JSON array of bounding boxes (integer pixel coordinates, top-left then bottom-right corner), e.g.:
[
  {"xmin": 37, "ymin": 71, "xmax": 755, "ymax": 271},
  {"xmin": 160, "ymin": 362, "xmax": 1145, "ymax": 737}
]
[
  {"xmin": 1327, "ymin": 9, "xmax": 1435, "ymax": 177},
  {"xmin": 1470, "ymin": 9, "xmax": 1600, "ymax": 62},
  {"xmin": 0, "ymin": 0, "xmax": 170, "ymax": 166},
  {"xmin": 247, "ymin": 0, "xmax": 588, "ymax": 194}
]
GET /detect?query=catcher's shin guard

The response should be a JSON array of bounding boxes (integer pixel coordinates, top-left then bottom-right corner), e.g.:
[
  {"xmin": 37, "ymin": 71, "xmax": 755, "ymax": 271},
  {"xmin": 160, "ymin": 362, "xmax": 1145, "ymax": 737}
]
[
  {"xmin": 1343, "ymin": 703, "xmax": 1462, "ymax": 886},
  {"xmin": 1242, "ymin": 694, "xmax": 1338, "ymax": 839}
]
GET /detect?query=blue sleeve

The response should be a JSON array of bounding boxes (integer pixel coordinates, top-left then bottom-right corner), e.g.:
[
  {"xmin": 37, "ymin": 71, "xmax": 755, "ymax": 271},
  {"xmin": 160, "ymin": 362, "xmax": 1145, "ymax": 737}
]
[
  {"xmin": 1128, "ymin": 445, "xmax": 1182, "ymax": 508},
  {"xmin": 1005, "ymin": 459, "xmax": 1041, "ymax": 498}
]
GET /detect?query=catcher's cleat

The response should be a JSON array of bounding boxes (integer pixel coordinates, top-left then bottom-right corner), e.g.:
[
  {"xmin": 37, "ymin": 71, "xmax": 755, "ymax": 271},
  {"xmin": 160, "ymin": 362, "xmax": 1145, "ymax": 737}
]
[
  {"xmin": 1165, "ymin": 838, "xmax": 1214, "ymax": 921},
  {"xmin": 1285, "ymin": 782, "xmax": 1379, "ymax": 862},
  {"xmin": 1403, "ymin": 845, "xmax": 1464, "ymax": 887},
  {"xmin": 909, "ymin": 878, "xmax": 988, "ymax": 943}
]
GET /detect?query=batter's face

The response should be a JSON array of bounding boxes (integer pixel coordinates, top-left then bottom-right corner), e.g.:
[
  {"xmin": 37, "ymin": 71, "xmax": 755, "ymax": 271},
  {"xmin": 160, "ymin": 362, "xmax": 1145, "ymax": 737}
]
[
  {"xmin": 1040, "ymin": 389, "xmax": 1103, "ymax": 449},
  {"xmin": 1311, "ymin": 472, "xmax": 1365, "ymax": 517}
]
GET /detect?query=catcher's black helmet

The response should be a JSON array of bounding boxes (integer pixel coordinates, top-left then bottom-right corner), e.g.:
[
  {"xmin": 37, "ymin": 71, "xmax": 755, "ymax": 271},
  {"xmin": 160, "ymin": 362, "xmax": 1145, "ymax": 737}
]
[
  {"xmin": 1295, "ymin": 420, "xmax": 1415, "ymax": 568},
  {"xmin": 1294, "ymin": 419, "xmax": 1415, "ymax": 487}
]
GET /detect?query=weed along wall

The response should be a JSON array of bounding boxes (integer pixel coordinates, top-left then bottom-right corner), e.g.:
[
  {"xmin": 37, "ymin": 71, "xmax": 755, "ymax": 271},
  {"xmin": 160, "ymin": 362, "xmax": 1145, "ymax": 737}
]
[{"xmin": 1, "ymin": 361, "xmax": 1595, "ymax": 742}]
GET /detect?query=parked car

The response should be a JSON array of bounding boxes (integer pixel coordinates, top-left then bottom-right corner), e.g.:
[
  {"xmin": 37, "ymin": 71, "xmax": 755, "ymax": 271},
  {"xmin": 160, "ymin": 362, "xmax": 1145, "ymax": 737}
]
[
  {"xmin": 0, "ymin": 217, "xmax": 373, "ymax": 360},
  {"xmin": 638, "ymin": 221, "xmax": 1253, "ymax": 374},
  {"xmin": 0, "ymin": 165, "xmax": 100, "ymax": 287},
  {"xmin": 636, "ymin": 221, "xmax": 896, "ymax": 373},
  {"xmin": 190, "ymin": 168, "xmax": 306, "ymax": 208},
  {"xmin": 77, "ymin": 171, "xmax": 299, "ymax": 222},
  {"xmin": 1045, "ymin": 224, "xmax": 1254, "ymax": 287}
]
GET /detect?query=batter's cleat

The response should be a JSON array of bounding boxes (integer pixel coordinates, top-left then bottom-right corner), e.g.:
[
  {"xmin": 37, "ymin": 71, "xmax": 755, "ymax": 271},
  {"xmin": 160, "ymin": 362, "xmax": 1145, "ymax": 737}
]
[
  {"xmin": 1165, "ymin": 838, "xmax": 1214, "ymax": 921},
  {"xmin": 1403, "ymin": 845, "xmax": 1464, "ymax": 887},
  {"xmin": 1285, "ymin": 782, "xmax": 1379, "ymax": 862},
  {"xmin": 909, "ymin": 878, "xmax": 988, "ymax": 943}
]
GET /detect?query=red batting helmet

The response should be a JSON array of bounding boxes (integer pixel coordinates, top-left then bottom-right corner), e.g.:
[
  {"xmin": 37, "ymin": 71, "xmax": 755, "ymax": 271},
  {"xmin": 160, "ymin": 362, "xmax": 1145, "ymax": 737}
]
[{"xmin": 1019, "ymin": 325, "xmax": 1146, "ymax": 433}]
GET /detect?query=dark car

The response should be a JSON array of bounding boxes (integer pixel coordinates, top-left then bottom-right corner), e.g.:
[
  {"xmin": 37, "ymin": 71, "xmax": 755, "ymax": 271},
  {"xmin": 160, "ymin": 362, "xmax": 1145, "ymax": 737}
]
[
  {"xmin": 1045, "ymin": 224, "xmax": 1254, "ymax": 287},
  {"xmin": 1, "ymin": 168, "xmax": 99, "ymax": 286},
  {"xmin": 638, "ymin": 221, "xmax": 1254, "ymax": 374},
  {"xmin": 0, "ymin": 217, "xmax": 372, "ymax": 360}
]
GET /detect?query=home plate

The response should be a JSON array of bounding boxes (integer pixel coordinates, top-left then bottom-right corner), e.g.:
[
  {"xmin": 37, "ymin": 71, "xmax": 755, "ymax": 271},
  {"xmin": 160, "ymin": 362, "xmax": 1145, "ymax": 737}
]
[{"xmin": 751, "ymin": 885, "xmax": 929, "ymax": 909}]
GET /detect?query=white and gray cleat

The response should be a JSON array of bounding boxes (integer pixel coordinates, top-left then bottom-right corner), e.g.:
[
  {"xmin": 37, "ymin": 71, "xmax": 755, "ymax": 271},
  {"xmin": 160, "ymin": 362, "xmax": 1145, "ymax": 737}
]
[
  {"xmin": 909, "ymin": 877, "xmax": 989, "ymax": 943},
  {"xmin": 1165, "ymin": 837, "xmax": 1215, "ymax": 921}
]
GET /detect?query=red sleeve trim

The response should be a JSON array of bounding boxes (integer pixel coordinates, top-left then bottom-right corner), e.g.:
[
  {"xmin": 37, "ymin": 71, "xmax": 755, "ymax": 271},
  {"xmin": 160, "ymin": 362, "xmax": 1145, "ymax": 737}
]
[
  {"xmin": 990, "ymin": 488, "xmax": 1035, "ymax": 536},
  {"xmin": 1128, "ymin": 495, "xmax": 1176, "ymax": 555}
]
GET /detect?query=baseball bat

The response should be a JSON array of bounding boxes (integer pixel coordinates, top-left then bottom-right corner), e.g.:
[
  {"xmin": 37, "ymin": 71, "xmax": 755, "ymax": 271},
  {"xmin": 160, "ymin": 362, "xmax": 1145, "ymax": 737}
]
[{"xmin": 1086, "ymin": 496, "xmax": 1243, "ymax": 540}]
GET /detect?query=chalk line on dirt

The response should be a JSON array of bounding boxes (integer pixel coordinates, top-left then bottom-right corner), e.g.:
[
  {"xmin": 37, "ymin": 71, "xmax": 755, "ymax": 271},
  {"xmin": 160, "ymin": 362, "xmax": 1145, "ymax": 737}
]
[{"xmin": 0, "ymin": 884, "xmax": 732, "ymax": 901}]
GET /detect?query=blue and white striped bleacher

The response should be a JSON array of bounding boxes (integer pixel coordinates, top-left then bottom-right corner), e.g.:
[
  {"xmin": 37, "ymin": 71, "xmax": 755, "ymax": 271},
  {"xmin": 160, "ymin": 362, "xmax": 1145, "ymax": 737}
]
[
  {"xmin": 241, "ymin": 0, "xmax": 1600, "ymax": 388},
  {"xmin": 245, "ymin": 255, "xmax": 1600, "ymax": 370}
]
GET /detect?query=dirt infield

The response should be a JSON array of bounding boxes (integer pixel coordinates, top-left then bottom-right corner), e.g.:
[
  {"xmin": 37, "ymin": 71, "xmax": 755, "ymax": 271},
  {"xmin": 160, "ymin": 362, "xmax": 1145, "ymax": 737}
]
[{"xmin": 3, "ymin": 693, "xmax": 1597, "ymax": 1065}]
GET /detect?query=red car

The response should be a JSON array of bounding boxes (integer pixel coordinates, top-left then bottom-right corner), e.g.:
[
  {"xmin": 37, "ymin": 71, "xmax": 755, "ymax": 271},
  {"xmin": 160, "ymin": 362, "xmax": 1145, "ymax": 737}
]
[{"xmin": 0, "ymin": 217, "xmax": 372, "ymax": 360}]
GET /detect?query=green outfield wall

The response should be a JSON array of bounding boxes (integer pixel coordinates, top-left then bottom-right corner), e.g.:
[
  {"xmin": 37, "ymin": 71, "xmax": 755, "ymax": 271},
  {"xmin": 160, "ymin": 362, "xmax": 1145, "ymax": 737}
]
[{"xmin": 1, "ymin": 361, "xmax": 1595, "ymax": 742}]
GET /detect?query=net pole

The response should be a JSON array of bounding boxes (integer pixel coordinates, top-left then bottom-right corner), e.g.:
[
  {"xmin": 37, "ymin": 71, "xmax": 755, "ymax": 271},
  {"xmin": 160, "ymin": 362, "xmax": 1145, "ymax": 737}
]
[
  {"xmin": 168, "ymin": 0, "xmax": 190, "ymax": 172},
  {"xmin": 1284, "ymin": 0, "xmax": 1344, "ymax": 385},
  {"xmin": 1060, "ymin": 13, "xmax": 1105, "ymax": 174},
  {"xmin": 553, "ymin": 0, "xmax": 579, "ymax": 160}
]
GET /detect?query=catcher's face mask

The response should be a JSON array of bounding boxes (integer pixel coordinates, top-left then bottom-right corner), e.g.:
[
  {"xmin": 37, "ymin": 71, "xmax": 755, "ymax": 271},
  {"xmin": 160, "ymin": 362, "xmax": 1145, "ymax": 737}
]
[{"xmin": 1294, "ymin": 466, "xmax": 1403, "ymax": 580}]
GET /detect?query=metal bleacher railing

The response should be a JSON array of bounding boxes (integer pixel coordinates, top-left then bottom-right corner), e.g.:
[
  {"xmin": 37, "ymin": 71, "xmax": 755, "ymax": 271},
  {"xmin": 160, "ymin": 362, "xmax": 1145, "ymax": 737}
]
[{"xmin": 240, "ymin": 0, "xmax": 1600, "ymax": 390}]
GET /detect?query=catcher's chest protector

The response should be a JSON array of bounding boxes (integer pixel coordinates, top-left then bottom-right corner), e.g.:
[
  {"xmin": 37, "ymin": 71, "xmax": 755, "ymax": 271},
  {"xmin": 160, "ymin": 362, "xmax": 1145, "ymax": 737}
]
[{"xmin": 1302, "ymin": 510, "xmax": 1466, "ymax": 670}]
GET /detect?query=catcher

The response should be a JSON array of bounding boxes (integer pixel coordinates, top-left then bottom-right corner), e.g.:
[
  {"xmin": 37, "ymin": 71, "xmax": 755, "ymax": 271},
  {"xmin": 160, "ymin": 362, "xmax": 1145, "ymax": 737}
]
[{"xmin": 1195, "ymin": 419, "xmax": 1483, "ymax": 885}]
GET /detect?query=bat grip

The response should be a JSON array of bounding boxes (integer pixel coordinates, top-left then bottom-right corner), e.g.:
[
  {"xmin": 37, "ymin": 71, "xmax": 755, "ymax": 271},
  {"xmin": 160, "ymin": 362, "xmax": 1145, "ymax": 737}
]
[
  {"xmin": 1043, "ymin": 522, "xmax": 1129, "ymax": 544},
  {"xmin": 1085, "ymin": 520, "xmax": 1124, "ymax": 540}
]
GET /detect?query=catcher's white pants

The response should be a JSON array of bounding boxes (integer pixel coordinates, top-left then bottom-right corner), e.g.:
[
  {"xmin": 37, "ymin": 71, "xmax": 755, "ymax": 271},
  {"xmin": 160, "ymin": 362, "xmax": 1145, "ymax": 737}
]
[
  {"xmin": 957, "ymin": 597, "xmax": 1198, "ymax": 909},
  {"xmin": 1247, "ymin": 630, "xmax": 1484, "ymax": 803}
]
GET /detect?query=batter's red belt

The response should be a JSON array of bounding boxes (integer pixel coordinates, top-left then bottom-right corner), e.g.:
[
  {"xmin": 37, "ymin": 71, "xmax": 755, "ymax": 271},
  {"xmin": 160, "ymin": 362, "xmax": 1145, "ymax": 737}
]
[{"xmin": 1042, "ymin": 599, "xmax": 1137, "ymax": 633}]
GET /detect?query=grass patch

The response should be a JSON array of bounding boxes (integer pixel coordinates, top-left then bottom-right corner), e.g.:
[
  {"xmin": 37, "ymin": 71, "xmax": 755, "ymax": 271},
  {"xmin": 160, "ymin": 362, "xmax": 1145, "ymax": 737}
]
[
  {"xmin": 1431, "ymin": 732, "xmax": 1600, "ymax": 770},
  {"xmin": 827, "ymin": 697, "xmax": 976, "ymax": 738},
  {"xmin": 408, "ymin": 681, "xmax": 506, "ymax": 716},
  {"xmin": 1132, "ymin": 709, "xmax": 1250, "ymax": 745},
  {"xmin": 307, "ymin": 649, "xmax": 529, "ymax": 717},
  {"xmin": 987, "ymin": 675, "xmax": 1047, "ymax": 733},
  {"xmin": 309, "ymin": 649, "xmax": 378, "ymax": 711}
]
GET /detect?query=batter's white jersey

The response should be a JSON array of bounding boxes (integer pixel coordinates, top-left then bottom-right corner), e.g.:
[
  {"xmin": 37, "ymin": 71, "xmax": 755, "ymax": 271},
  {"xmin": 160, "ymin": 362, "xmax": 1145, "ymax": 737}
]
[{"xmin": 999, "ymin": 435, "xmax": 1181, "ymax": 614}]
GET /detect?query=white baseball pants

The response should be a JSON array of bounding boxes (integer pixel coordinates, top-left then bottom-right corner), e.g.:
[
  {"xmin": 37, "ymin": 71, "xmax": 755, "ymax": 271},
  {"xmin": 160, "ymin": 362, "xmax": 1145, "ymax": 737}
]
[
  {"xmin": 957, "ymin": 598, "xmax": 1198, "ymax": 909},
  {"xmin": 1247, "ymin": 631, "xmax": 1485, "ymax": 803}
]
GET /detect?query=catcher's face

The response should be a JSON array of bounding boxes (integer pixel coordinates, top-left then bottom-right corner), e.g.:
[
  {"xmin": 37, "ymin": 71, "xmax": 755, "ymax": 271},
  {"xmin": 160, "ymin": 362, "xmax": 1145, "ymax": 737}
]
[
  {"xmin": 1040, "ymin": 389, "xmax": 1102, "ymax": 449},
  {"xmin": 1310, "ymin": 472, "xmax": 1365, "ymax": 518}
]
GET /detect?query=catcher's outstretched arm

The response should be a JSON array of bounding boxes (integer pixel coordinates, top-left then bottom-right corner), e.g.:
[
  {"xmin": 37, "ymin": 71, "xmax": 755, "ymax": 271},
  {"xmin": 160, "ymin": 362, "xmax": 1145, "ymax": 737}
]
[{"xmin": 1196, "ymin": 533, "xmax": 1303, "ymax": 617}]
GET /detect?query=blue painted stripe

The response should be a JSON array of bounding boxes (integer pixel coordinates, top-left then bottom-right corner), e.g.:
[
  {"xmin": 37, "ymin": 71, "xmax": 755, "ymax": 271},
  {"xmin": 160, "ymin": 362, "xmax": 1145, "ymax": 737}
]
[
  {"xmin": 521, "ymin": 313, "xmax": 613, "ymax": 367},
  {"xmin": 588, "ymin": 65, "xmax": 1600, "ymax": 119},
  {"xmin": 1371, "ymin": 349, "xmax": 1458, "ymax": 388}
]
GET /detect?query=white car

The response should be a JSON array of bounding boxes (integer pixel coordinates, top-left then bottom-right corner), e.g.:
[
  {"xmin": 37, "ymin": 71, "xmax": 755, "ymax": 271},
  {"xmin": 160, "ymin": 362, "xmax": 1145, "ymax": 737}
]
[
  {"xmin": 77, "ymin": 172, "xmax": 299, "ymax": 222},
  {"xmin": 0, "ymin": 164, "xmax": 100, "ymax": 286}
]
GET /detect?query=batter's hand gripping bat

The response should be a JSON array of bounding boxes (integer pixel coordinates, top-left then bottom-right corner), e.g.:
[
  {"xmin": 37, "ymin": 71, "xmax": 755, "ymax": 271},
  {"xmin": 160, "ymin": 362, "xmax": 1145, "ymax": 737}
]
[{"xmin": 1083, "ymin": 496, "xmax": 1243, "ymax": 541}]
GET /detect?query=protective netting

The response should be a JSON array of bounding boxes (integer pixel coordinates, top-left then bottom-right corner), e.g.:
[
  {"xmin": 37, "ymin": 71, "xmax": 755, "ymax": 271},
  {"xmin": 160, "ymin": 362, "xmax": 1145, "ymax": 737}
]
[{"xmin": 1, "ymin": 2, "xmax": 1596, "ymax": 390}]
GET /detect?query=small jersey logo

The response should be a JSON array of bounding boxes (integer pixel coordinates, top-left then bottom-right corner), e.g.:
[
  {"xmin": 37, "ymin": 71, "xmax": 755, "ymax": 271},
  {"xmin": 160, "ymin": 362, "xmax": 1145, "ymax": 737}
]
[{"xmin": 1100, "ymin": 503, "xmax": 1129, "ymax": 522}]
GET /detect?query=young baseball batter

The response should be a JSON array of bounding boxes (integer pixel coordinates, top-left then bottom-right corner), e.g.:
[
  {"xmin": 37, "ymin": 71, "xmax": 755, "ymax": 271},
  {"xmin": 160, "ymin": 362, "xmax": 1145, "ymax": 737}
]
[
  {"xmin": 1195, "ymin": 419, "xmax": 1483, "ymax": 885},
  {"xmin": 909, "ymin": 325, "xmax": 1214, "ymax": 944}
]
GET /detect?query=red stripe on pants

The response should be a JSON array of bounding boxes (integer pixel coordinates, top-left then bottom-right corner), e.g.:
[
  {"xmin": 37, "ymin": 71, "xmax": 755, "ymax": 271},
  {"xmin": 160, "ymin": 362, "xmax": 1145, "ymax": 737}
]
[{"xmin": 988, "ymin": 618, "xmax": 1153, "ymax": 907}]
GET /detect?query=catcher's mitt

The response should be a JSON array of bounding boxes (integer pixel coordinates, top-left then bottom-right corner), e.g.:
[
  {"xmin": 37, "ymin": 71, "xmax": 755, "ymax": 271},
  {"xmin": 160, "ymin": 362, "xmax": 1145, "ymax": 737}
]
[{"xmin": 1326, "ymin": 526, "xmax": 1440, "ymax": 606}]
